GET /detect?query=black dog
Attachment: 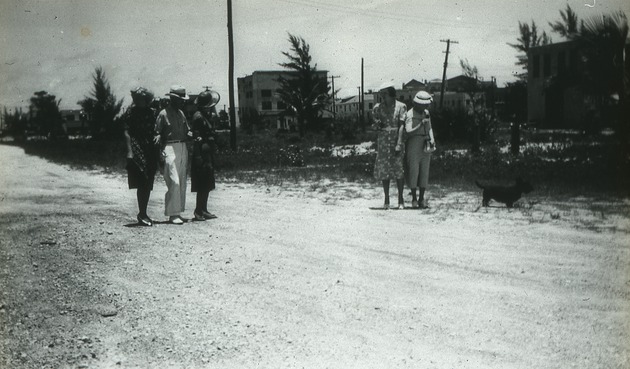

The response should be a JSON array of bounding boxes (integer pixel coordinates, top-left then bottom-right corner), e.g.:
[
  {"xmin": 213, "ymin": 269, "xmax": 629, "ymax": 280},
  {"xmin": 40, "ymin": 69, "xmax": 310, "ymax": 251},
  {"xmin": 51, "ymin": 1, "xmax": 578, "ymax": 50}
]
[{"xmin": 475, "ymin": 178, "xmax": 533, "ymax": 208}]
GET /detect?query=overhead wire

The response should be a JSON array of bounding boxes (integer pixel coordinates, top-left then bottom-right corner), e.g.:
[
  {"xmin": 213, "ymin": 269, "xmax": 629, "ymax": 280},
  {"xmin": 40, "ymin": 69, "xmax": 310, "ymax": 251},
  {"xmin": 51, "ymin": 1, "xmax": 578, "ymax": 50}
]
[{"xmin": 276, "ymin": 0, "xmax": 515, "ymax": 32}]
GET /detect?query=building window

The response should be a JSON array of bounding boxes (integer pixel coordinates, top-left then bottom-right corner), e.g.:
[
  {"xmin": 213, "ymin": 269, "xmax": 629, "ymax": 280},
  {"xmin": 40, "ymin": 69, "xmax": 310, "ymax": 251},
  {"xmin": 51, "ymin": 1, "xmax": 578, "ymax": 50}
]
[
  {"xmin": 261, "ymin": 101, "xmax": 272, "ymax": 110},
  {"xmin": 543, "ymin": 54, "xmax": 551, "ymax": 77},
  {"xmin": 533, "ymin": 54, "xmax": 541, "ymax": 78},
  {"xmin": 557, "ymin": 51, "xmax": 566, "ymax": 76},
  {"xmin": 368, "ymin": 103, "xmax": 373, "ymax": 109},
  {"xmin": 261, "ymin": 89, "xmax": 272, "ymax": 98},
  {"xmin": 277, "ymin": 101, "xmax": 286, "ymax": 110}
]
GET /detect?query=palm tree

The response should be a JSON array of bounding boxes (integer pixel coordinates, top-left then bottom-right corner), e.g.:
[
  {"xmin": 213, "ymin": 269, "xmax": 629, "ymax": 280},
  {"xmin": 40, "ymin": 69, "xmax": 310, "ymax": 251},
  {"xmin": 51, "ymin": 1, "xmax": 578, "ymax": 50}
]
[
  {"xmin": 575, "ymin": 11, "xmax": 628, "ymax": 140},
  {"xmin": 276, "ymin": 34, "xmax": 331, "ymax": 137},
  {"xmin": 549, "ymin": 4, "xmax": 581, "ymax": 40},
  {"xmin": 508, "ymin": 21, "xmax": 551, "ymax": 80}
]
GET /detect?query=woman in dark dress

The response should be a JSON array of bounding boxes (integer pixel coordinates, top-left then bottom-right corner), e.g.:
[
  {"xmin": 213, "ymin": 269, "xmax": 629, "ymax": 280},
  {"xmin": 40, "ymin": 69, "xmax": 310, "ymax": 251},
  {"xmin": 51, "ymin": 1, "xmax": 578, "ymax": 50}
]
[
  {"xmin": 191, "ymin": 90, "xmax": 220, "ymax": 221},
  {"xmin": 124, "ymin": 87, "xmax": 158, "ymax": 226}
]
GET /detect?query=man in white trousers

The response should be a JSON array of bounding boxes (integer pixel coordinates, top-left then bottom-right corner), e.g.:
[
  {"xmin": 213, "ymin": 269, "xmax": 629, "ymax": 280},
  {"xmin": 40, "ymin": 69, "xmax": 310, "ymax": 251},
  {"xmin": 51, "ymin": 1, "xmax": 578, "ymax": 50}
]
[{"xmin": 154, "ymin": 85, "xmax": 192, "ymax": 224}]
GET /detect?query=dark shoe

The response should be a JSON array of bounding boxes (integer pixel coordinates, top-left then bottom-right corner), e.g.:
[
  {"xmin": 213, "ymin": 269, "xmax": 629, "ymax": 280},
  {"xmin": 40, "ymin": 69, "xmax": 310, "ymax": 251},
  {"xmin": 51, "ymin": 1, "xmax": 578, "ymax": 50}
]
[
  {"xmin": 137, "ymin": 214, "xmax": 153, "ymax": 226},
  {"xmin": 201, "ymin": 210, "xmax": 218, "ymax": 219},
  {"xmin": 193, "ymin": 211, "xmax": 206, "ymax": 221},
  {"xmin": 418, "ymin": 201, "xmax": 430, "ymax": 209}
]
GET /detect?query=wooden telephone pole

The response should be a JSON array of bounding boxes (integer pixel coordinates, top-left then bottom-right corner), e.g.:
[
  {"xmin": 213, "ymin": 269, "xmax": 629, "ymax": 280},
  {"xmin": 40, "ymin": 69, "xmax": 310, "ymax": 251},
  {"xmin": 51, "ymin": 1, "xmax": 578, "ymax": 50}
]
[
  {"xmin": 328, "ymin": 75, "xmax": 341, "ymax": 119},
  {"xmin": 227, "ymin": 0, "xmax": 237, "ymax": 150},
  {"xmin": 439, "ymin": 39, "xmax": 458, "ymax": 109},
  {"xmin": 360, "ymin": 57, "xmax": 365, "ymax": 130}
]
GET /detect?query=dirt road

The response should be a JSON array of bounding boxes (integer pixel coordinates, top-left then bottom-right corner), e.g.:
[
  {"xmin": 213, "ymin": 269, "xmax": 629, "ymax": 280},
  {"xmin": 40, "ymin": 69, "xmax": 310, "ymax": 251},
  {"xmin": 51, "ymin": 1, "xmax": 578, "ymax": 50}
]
[{"xmin": 0, "ymin": 143, "xmax": 628, "ymax": 369}]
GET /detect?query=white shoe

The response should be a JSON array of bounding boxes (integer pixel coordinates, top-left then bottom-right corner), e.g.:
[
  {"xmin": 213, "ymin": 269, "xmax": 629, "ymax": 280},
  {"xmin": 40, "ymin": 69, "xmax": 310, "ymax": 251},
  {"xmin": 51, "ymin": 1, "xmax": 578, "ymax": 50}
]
[{"xmin": 169, "ymin": 216, "xmax": 184, "ymax": 225}]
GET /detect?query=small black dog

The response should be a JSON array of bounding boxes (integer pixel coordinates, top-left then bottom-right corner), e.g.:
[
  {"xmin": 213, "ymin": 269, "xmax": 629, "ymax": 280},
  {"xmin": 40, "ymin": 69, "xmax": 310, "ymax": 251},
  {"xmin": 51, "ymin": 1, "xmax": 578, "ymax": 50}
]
[{"xmin": 475, "ymin": 178, "xmax": 533, "ymax": 208}]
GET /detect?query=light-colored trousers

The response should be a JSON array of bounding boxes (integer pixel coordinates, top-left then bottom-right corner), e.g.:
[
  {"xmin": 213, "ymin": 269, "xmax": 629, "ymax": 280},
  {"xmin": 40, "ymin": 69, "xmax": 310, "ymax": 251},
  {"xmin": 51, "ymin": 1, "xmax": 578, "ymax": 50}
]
[{"xmin": 163, "ymin": 142, "xmax": 188, "ymax": 216}]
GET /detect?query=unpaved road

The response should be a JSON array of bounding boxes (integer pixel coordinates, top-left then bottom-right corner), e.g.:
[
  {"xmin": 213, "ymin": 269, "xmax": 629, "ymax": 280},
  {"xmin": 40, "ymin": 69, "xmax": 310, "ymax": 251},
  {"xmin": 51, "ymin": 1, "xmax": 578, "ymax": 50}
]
[{"xmin": 0, "ymin": 143, "xmax": 629, "ymax": 369}]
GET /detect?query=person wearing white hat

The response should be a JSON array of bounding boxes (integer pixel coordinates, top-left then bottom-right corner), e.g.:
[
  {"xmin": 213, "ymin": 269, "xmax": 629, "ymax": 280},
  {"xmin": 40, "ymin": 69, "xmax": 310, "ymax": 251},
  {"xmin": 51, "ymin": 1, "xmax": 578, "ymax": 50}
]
[
  {"xmin": 404, "ymin": 90, "xmax": 436, "ymax": 208},
  {"xmin": 190, "ymin": 89, "xmax": 221, "ymax": 221},
  {"xmin": 154, "ymin": 85, "xmax": 192, "ymax": 224},
  {"xmin": 372, "ymin": 83, "xmax": 407, "ymax": 209}
]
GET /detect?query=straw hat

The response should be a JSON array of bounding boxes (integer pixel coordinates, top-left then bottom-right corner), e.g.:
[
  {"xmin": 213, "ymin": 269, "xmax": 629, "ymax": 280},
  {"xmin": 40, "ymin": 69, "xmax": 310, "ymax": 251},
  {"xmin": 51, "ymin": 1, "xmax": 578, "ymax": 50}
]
[
  {"xmin": 166, "ymin": 85, "xmax": 189, "ymax": 100},
  {"xmin": 413, "ymin": 91, "xmax": 433, "ymax": 105}
]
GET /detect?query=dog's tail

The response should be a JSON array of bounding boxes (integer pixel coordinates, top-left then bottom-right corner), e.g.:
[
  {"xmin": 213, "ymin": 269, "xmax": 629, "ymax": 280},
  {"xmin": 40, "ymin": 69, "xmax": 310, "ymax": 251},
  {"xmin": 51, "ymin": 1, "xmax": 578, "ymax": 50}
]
[{"xmin": 475, "ymin": 180, "xmax": 485, "ymax": 189}]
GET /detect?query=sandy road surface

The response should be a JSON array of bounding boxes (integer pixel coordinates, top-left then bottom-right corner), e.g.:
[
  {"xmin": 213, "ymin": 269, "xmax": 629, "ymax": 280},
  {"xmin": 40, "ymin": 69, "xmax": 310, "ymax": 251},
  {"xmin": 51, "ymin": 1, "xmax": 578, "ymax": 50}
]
[{"xmin": 0, "ymin": 143, "xmax": 629, "ymax": 369}]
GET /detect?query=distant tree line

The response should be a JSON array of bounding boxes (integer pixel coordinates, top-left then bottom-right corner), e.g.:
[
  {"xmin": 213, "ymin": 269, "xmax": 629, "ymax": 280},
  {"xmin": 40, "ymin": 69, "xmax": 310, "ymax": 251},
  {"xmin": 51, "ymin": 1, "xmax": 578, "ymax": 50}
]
[{"xmin": 2, "ymin": 66, "xmax": 123, "ymax": 141}]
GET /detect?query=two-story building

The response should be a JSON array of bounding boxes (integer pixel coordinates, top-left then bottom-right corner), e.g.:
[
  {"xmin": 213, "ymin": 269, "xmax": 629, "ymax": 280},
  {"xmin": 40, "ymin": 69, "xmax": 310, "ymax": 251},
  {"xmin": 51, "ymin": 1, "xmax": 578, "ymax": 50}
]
[
  {"xmin": 527, "ymin": 40, "xmax": 584, "ymax": 128},
  {"xmin": 334, "ymin": 93, "xmax": 375, "ymax": 122},
  {"xmin": 237, "ymin": 70, "xmax": 329, "ymax": 130}
]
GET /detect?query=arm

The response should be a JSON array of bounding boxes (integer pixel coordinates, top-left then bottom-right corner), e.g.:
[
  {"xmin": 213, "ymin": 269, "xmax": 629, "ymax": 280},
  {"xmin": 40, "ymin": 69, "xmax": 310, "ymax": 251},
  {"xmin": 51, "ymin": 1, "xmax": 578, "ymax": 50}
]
[
  {"xmin": 371, "ymin": 104, "xmax": 383, "ymax": 130},
  {"xmin": 395, "ymin": 106, "xmax": 406, "ymax": 151},
  {"xmin": 124, "ymin": 130, "xmax": 133, "ymax": 158},
  {"xmin": 395, "ymin": 125, "xmax": 404, "ymax": 152},
  {"xmin": 153, "ymin": 112, "xmax": 163, "ymax": 145},
  {"xmin": 426, "ymin": 113, "xmax": 435, "ymax": 144}
]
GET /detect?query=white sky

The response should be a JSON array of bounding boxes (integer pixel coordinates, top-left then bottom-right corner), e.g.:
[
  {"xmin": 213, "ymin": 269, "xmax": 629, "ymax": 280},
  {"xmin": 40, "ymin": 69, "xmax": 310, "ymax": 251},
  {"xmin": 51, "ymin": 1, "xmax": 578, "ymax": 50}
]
[{"xmin": 1, "ymin": 0, "xmax": 628, "ymax": 110}]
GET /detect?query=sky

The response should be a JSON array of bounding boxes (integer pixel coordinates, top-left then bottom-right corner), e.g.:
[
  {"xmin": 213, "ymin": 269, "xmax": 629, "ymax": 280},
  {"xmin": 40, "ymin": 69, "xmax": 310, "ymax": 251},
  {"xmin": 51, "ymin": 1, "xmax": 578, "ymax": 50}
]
[{"xmin": 1, "ymin": 0, "xmax": 629, "ymax": 111}]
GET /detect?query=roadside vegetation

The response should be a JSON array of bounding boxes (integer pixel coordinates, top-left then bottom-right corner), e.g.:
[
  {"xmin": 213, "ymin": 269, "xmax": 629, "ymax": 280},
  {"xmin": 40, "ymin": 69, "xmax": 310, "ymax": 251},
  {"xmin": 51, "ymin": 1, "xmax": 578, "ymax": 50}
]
[{"xmin": 0, "ymin": 5, "xmax": 627, "ymax": 197}]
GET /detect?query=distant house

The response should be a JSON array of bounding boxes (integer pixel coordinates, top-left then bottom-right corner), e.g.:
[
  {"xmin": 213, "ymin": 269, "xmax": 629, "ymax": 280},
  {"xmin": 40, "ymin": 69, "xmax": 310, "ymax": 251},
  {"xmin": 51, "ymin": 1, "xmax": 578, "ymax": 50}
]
[
  {"xmin": 60, "ymin": 109, "xmax": 86, "ymax": 134},
  {"xmin": 375, "ymin": 79, "xmax": 428, "ymax": 108},
  {"xmin": 431, "ymin": 91, "xmax": 472, "ymax": 111},
  {"xmin": 335, "ymin": 93, "xmax": 375, "ymax": 122},
  {"xmin": 237, "ymin": 70, "xmax": 329, "ymax": 130},
  {"xmin": 527, "ymin": 40, "xmax": 584, "ymax": 128}
]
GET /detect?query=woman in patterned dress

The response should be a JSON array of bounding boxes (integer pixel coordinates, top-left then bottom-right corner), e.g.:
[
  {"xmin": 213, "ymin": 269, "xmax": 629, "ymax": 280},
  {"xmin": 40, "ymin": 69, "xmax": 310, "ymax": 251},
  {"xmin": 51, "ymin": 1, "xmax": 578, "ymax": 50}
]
[
  {"xmin": 372, "ymin": 85, "xmax": 407, "ymax": 209},
  {"xmin": 124, "ymin": 87, "xmax": 158, "ymax": 226}
]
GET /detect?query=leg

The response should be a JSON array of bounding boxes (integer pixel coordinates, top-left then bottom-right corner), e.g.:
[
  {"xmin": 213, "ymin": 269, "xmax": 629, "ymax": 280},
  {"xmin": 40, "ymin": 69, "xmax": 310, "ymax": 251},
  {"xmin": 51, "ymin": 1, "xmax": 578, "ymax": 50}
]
[
  {"xmin": 176, "ymin": 143, "xmax": 188, "ymax": 214},
  {"xmin": 163, "ymin": 144, "xmax": 184, "ymax": 223},
  {"xmin": 410, "ymin": 188, "xmax": 418, "ymax": 208},
  {"xmin": 200, "ymin": 190, "xmax": 210, "ymax": 213},
  {"xmin": 418, "ymin": 155, "xmax": 431, "ymax": 208},
  {"xmin": 136, "ymin": 186, "xmax": 152, "ymax": 226},
  {"xmin": 137, "ymin": 187, "xmax": 150, "ymax": 217},
  {"xmin": 419, "ymin": 187, "xmax": 427, "ymax": 208},
  {"xmin": 382, "ymin": 179, "xmax": 390, "ymax": 208},
  {"xmin": 396, "ymin": 178, "xmax": 404, "ymax": 208}
]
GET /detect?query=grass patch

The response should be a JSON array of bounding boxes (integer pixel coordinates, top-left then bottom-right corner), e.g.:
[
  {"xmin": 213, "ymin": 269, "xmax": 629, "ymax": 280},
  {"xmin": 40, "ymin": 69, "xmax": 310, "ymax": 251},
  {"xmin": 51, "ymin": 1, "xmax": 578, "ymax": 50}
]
[{"xmin": 4, "ymin": 128, "xmax": 629, "ymax": 197}]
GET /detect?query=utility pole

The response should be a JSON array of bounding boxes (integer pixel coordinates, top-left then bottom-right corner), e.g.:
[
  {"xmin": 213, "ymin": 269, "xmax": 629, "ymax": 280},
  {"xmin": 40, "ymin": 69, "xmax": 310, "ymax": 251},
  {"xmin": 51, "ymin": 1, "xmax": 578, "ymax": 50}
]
[
  {"xmin": 357, "ymin": 86, "xmax": 361, "ymax": 119},
  {"xmin": 360, "ymin": 57, "xmax": 365, "ymax": 130},
  {"xmin": 328, "ymin": 75, "xmax": 341, "ymax": 119},
  {"xmin": 439, "ymin": 39, "xmax": 458, "ymax": 109},
  {"xmin": 227, "ymin": 0, "xmax": 237, "ymax": 150}
]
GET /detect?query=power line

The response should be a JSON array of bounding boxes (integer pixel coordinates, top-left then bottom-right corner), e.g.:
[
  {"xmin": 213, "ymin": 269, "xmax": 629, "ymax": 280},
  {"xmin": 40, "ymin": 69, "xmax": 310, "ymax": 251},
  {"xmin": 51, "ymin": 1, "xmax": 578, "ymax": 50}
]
[{"xmin": 276, "ymin": 0, "xmax": 515, "ymax": 32}]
